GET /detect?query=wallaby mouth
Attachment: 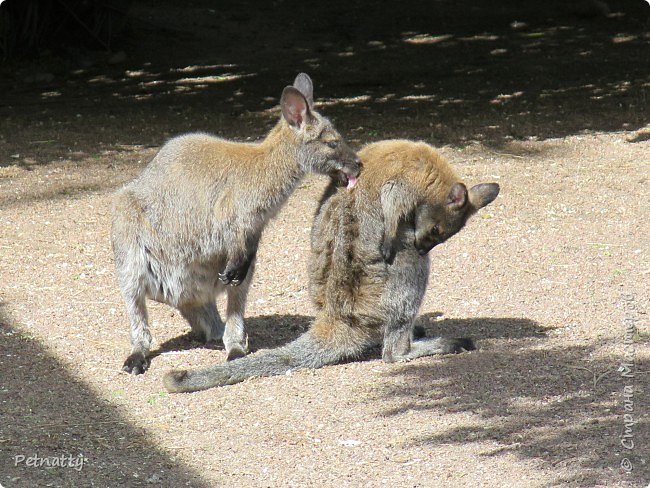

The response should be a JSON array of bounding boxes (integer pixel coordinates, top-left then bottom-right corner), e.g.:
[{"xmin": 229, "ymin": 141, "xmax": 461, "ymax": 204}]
[
  {"xmin": 345, "ymin": 174, "xmax": 358, "ymax": 190},
  {"xmin": 332, "ymin": 169, "xmax": 359, "ymax": 190}
]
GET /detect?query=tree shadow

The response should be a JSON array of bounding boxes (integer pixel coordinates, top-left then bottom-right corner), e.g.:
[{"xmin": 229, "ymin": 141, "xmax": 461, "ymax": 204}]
[
  {"xmin": 1, "ymin": 0, "xmax": 648, "ymax": 167},
  {"xmin": 0, "ymin": 302, "xmax": 211, "ymax": 487},
  {"xmin": 375, "ymin": 318, "xmax": 649, "ymax": 486},
  {"xmin": 0, "ymin": 181, "xmax": 107, "ymax": 210}
]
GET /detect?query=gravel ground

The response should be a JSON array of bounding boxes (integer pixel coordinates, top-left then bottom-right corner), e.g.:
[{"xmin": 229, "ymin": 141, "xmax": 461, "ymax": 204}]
[
  {"xmin": 0, "ymin": 1, "xmax": 648, "ymax": 486},
  {"xmin": 1, "ymin": 133, "xmax": 647, "ymax": 487}
]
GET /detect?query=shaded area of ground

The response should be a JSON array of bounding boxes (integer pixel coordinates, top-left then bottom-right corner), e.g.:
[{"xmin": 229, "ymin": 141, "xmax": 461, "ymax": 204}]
[
  {"xmin": 383, "ymin": 332, "xmax": 650, "ymax": 486},
  {"xmin": 1, "ymin": 0, "xmax": 649, "ymax": 168},
  {"xmin": 0, "ymin": 303, "xmax": 211, "ymax": 487},
  {"xmin": 149, "ymin": 314, "xmax": 312, "ymax": 366}
]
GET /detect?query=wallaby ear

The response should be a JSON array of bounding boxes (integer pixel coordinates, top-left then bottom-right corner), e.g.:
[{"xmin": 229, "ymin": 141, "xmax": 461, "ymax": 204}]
[
  {"xmin": 468, "ymin": 183, "xmax": 500, "ymax": 209},
  {"xmin": 281, "ymin": 86, "xmax": 311, "ymax": 129},
  {"xmin": 447, "ymin": 182, "xmax": 468, "ymax": 210},
  {"xmin": 293, "ymin": 73, "xmax": 314, "ymax": 109}
]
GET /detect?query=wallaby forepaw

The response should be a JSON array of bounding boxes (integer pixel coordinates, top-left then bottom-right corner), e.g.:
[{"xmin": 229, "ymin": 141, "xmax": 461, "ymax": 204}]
[
  {"xmin": 218, "ymin": 271, "xmax": 239, "ymax": 286},
  {"xmin": 218, "ymin": 262, "xmax": 249, "ymax": 286},
  {"xmin": 123, "ymin": 352, "xmax": 149, "ymax": 375},
  {"xmin": 380, "ymin": 236, "xmax": 396, "ymax": 264}
]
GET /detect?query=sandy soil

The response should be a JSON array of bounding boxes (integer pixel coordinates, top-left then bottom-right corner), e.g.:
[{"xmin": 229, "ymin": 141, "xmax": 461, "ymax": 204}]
[{"xmin": 0, "ymin": 1, "xmax": 648, "ymax": 486}]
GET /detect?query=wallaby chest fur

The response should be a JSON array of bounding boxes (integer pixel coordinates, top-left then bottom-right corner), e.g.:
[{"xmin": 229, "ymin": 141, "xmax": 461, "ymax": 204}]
[{"xmin": 113, "ymin": 127, "xmax": 303, "ymax": 305}]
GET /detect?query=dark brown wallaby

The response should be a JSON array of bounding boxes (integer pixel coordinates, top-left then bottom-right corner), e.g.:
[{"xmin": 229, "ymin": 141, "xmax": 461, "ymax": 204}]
[
  {"xmin": 111, "ymin": 73, "xmax": 361, "ymax": 374},
  {"xmin": 164, "ymin": 140, "xmax": 499, "ymax": 392}
]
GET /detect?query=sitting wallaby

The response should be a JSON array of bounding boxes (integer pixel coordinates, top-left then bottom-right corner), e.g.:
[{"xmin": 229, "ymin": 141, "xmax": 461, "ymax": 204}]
[
  {"xmin": 111, "ymin": 73, "xmax": 361, "ymax": 374},
  {"xmin": 163, "ymin": 140, "xmax": 499, "ymax": 392}
]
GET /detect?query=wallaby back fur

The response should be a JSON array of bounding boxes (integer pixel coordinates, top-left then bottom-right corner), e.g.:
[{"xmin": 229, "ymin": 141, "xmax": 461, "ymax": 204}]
[
  {"xmin": 164, "ymin": 140, "xmax": 499, "ymax": 392},
  {"xmin": 112, "ymin": 73, "xmax": 361, "ymax": 375}
]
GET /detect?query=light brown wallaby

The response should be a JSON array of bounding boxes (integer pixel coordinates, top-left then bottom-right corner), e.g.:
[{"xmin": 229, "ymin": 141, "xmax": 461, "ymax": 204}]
[
  {"xmin": 164, "ymin": 140, "xmax": 499, "ymax": 392},
  {"xmin": 111, "ymin": 73, "xmax": 361, "ymax": 375}
]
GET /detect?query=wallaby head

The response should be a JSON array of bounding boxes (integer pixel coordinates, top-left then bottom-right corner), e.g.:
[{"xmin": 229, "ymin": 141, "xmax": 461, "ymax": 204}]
[
  {"xmin": 413, "ymin": 181, "xmax": 499, "ymax": 255},
  {"xmin": 280, "ymin": 73, "xmax": 361, "ymax": 189},
  {"xmin": 357, "ymin": 140, "xmax": 499, "ymax": 260}
]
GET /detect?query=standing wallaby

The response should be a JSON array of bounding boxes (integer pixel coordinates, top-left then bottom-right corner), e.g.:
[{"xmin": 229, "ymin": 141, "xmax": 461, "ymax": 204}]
[
  {"xmin": 163, "ymin": 140, "xmax": 499, "ymax": 392},
  {"xmin": 112, "ymin": 73, "xmax": 361, "ymax": 374}
]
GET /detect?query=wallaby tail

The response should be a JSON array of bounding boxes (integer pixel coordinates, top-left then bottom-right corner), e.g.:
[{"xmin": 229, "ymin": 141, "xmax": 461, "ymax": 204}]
[{"xmin": 164, "ymin": 319, "xmax": 371, "ymax": 393}]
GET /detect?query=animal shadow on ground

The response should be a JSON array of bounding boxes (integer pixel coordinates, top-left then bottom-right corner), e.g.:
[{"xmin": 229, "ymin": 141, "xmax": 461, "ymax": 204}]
[
  {"xmin": 150, "ymin": 314, "xmax": 314, "ymax": 363},
  {"xmin": 0, "ymin": 302, "xmax": 212, "ymax": 487},
  {"xmin": 154, "ymin": 312, "xmax": 541, "ymax": 361},
  {"xmin": 154, "ymin": 312, "xmax": 548, "ymax": 368},
  {"xmin": 381, "ymin": 313, "xmax": 649, "ymax": 486}
]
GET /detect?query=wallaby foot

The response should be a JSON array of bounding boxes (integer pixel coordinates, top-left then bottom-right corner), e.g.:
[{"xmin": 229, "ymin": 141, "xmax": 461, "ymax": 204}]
[
  {"xmin": 382, "ymin": 320, "xmax": 475, "ymax": 362},
  {"xmin": 225, "ymin": 344, "xmax": 248, "ymax": 361},
  {"xmin": 408, "ymin": 336, "xmax": 475, "ymax": 358},
  {"xmin": 446, "ymin": 337, "xmax": 475, "ymax": 353},
  {"xmin": 123, "ymin": 351, "xmax": 149, "ymax": 375},
  {"xmin": 386, "ymin": 337, "xmax": 475, "ymax": 362},
  {"xmin": 120, "ymin": 288, "xmax": 152, "ymax": 374}
]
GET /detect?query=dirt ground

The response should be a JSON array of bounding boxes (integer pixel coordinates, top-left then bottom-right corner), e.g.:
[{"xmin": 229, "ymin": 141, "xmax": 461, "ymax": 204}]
[{"xmin": 0, "ymin": 1, "xmax": 649, "ymax": 487}]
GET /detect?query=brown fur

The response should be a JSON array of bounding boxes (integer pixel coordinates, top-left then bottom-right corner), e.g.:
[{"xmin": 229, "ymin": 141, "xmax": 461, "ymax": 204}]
[{"xmin": 163, "ymin": 140, "xmax": 499, "ymax": 392}]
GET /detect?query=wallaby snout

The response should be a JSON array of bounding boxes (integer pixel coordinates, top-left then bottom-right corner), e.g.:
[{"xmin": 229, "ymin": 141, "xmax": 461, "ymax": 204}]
[{"xmin": 332, "ymin": 148, "xmax": 362, "ymax": 189}]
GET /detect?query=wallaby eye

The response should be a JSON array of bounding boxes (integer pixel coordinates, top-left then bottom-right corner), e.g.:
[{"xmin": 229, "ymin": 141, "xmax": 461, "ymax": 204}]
[{"xmin": 326, "ymin": 140, "xmax": 339, "ymax": 149}]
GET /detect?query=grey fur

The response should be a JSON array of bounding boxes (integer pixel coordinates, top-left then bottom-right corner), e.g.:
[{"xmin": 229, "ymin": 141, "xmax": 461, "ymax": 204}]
[{"xmin": 164, "ymin": 141, "xmax": 499, "ymax": 392}]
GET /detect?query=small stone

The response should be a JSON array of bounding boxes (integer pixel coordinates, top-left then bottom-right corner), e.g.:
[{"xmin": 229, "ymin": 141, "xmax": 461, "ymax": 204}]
[
  {"xmin": 146, "ymin": 473, "xmax": 162, "ymax": 483},
  {"xmin": 338, "ymin": 439, "xmax": 362, "ymax": 447}
]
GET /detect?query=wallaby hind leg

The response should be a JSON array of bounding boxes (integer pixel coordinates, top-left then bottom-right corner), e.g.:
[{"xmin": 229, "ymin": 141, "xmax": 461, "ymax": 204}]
[
  {"xmin": 122, "ymin": 291, "xmax": 152, "ymax": 375},
  {"xmin": 382, "ymin": 322, "xmax": 413, "ymax": 363},
  {"xmin": 223, "ymin": 259, "xmax": 256, "ymax": 360},
  {"xmin": 113, "ymin": 191, "xmax": 154, "ymax": 374},
  {"xmin": 178, "ymin": 301, "xmax": 224, "ymax": 343}
]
